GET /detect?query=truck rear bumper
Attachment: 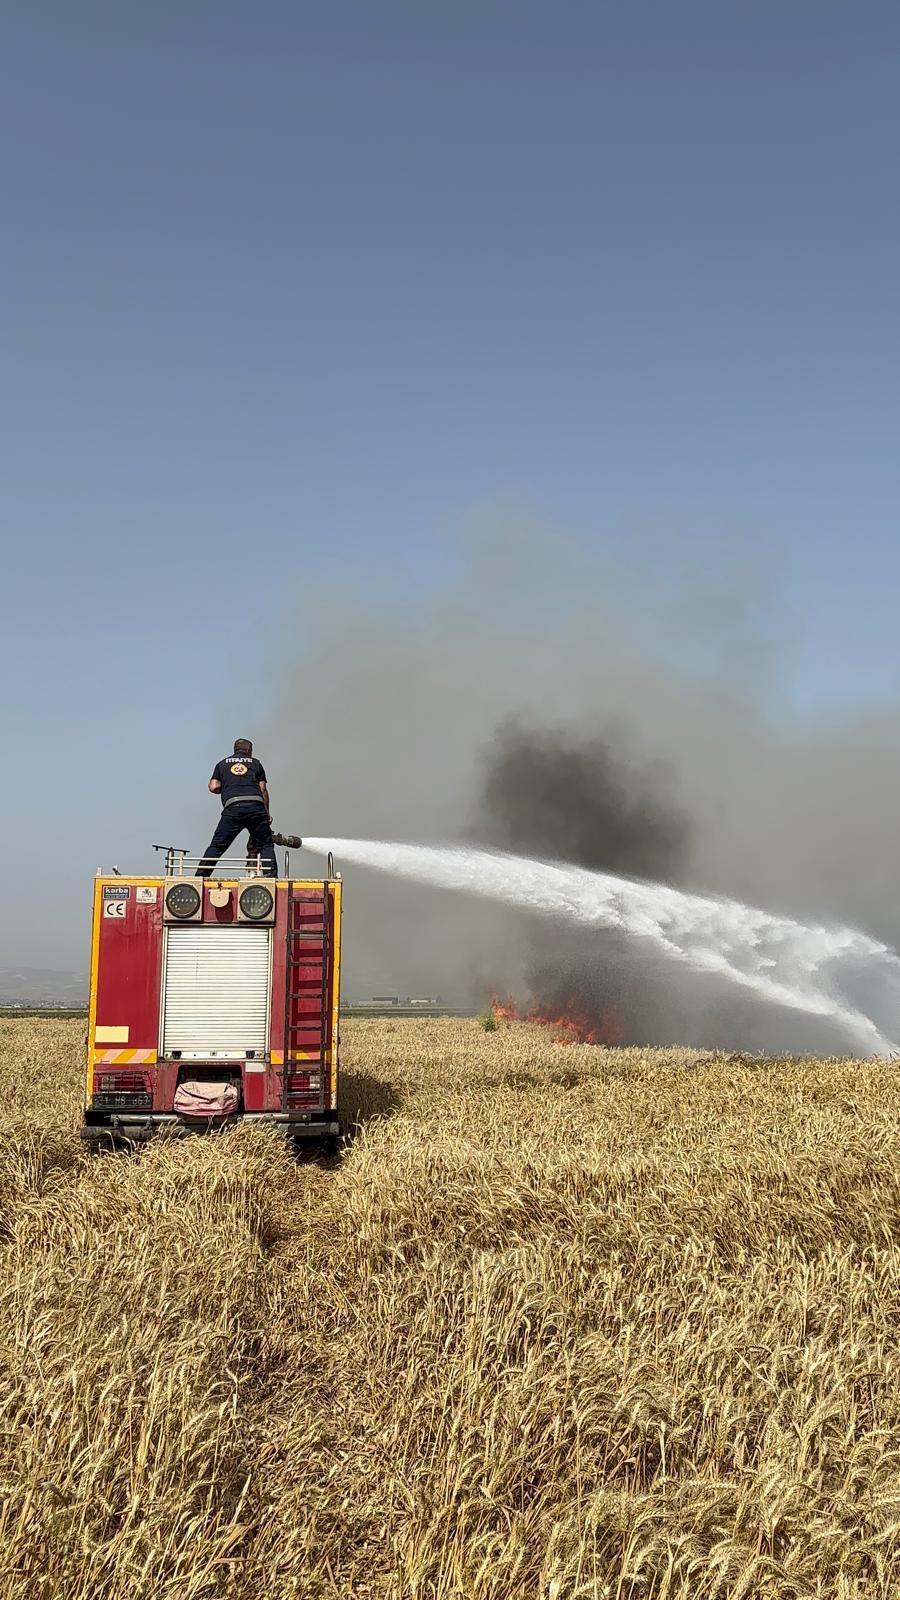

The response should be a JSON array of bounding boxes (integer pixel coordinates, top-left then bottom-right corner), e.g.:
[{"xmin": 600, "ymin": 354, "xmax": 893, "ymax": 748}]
[{"xmin": 81, "ymin": 1112, "xmax": 341, "ymax": 1147}]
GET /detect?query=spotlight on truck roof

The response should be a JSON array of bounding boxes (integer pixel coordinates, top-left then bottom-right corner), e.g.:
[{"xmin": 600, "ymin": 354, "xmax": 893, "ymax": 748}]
[
  {"xmin": 238, "ymin": 883, "xmax": 275, "ymax": 923},
  {"xmin": 164, "ymin": 882, "xmax": 202, "ymax": 922}
]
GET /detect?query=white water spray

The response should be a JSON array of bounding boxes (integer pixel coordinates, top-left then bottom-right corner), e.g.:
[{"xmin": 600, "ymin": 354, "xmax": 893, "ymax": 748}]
[{"xmin": 302, "ymin": 838, "xmax": 900, "ymax": 1055}]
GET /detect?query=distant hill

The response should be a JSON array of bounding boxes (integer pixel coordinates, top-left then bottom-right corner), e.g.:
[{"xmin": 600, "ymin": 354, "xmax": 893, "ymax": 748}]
[{"xmin": 0, "ymin": 968, "xmax": 86, "ymax": 1005}]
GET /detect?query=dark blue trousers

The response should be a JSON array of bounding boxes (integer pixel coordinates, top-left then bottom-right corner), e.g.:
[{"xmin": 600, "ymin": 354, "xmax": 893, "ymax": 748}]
[{"xmin": 197, "ymin": 802, "xmax": 278, "ymax": 877}]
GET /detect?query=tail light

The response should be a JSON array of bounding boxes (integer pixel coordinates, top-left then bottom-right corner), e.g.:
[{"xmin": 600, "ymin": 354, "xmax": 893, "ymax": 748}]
[
  {"xmin": 92, "ymin": 1071, "xmax": 153, "ymax": 1109},
  {"xmin": 286, "ymin": 1071, "xmax": 322, "ymax": 1094}
]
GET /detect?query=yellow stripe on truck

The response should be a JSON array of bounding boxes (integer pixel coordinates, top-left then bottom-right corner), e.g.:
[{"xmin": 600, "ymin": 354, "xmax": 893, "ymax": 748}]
[
  {"xmin": 86, "ymin": 879, "xmax": 104, "ymax": 1106},
  {"xmin": 93, "ymin": 1048, "xmax": 157, "ymax": 1065}
]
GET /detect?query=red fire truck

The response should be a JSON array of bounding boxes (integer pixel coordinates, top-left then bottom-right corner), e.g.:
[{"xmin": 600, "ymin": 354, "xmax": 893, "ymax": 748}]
[{"xmin": 82, "ymin": 846, "xmax": 342, "ymax": 1150}]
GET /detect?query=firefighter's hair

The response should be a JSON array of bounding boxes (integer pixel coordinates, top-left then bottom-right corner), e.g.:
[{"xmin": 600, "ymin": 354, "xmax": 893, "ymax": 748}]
[{"xmin": 234, "ymin": 738, "xmax": 253, "ymax": 755}]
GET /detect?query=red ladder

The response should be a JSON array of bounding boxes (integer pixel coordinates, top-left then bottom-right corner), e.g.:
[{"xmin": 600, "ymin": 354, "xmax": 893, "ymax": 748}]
[{"xmin": 282, "ymin": 883, "xmax": 331, "ymax": 1109}]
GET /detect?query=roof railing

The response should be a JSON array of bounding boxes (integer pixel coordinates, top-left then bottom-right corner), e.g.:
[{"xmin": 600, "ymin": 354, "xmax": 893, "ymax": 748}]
[
  {"xmin": 153, "ymin": 846, "xmax": 286, "ymax": 877},
  {"xmin": 94, "ymin": 846, "xmax": 335, "ymax": 879}
]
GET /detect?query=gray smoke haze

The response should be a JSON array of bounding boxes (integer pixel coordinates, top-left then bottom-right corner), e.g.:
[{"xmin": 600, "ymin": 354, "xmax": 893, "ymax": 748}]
[{"xmin": 267, "ymin": 515, "xmax": 900, "ymax": 1050}]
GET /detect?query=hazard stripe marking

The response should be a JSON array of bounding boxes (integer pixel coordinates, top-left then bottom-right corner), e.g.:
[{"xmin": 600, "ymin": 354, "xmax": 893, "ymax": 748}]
[{"xmin": 93, "ymin": 1048, "xmax": 157, "ymax": 1065}]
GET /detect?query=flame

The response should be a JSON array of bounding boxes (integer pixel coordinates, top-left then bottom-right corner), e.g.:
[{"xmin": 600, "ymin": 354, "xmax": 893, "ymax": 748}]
[
  {"xmin": 489, "ymin": 994, "xmax": 620, "ymax": 1045},
  {"xmin": 490, "ymin": 994, "xmax": 519, "ymax": 1021},
  {"xmin": 527, "ymin": 1000, "xmax": 621, "ymax": 1046}
]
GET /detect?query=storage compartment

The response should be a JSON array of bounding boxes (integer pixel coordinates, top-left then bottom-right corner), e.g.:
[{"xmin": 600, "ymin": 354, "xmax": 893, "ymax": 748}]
[{"xmin": 162, "ymin": 925, "xmax": 271, "ymax": 1055}]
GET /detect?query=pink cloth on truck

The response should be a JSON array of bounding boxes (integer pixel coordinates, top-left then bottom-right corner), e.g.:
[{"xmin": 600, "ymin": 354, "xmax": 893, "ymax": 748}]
[{"xmin": 173, "ymin": 1081, "xmax": 239, "ymax": 1117}]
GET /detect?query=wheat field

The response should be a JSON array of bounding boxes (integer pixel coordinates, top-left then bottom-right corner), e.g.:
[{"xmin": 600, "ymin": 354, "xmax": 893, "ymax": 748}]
[{"xmin": 1, "ymin": 1017, "xmax": 899, "ymax": 1598}]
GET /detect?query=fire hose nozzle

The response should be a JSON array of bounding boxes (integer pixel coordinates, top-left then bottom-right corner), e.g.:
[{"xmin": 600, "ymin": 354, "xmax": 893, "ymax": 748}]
[{"xmin": 272, "ymin": 832, "xmax": 302, "ymax": 849}]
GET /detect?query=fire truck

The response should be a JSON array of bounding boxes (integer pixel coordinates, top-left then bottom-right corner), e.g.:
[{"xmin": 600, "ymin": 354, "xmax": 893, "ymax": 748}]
[{"xmin": 82, "ymin": 845, "xmax": 341, "ymax": 1150}]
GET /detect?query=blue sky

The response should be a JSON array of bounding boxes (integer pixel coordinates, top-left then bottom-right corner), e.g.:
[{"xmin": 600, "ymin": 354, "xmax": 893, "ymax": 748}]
[{"xmin": 2, "ymin": 2, "xmax": 899, "ymax": 969}]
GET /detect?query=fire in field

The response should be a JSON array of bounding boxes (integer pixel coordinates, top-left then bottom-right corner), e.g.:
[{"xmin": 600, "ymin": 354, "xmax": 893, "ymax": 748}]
[
  {"xmin": 3, "ymin": 1013, "xmax": 900, "ymax": 1598},
  {"xmin": 490, "ymin": 993, "xmax": 622, "ymax": 1045}
]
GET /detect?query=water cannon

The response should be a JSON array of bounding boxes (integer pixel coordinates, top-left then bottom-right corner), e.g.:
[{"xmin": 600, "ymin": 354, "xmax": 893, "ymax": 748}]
[{"xmin": 272, "ymin": 834, "xmax": 338, "ymax": 878}]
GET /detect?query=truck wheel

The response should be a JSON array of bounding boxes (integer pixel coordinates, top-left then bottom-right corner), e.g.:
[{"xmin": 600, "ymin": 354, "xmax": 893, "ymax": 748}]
[{"xmin": 289, "ymin": 1132, "xmax": 340, "ymax": 1162}]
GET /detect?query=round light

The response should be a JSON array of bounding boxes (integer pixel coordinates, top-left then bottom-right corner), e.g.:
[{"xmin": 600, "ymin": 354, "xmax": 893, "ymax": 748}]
[
  {"xmin": 165, "ymin": 882, "xmax": 201, "ymax": 920},
  {"xmin": 239, "ymin": 884, "xmax": 274, "ymax": 921}
]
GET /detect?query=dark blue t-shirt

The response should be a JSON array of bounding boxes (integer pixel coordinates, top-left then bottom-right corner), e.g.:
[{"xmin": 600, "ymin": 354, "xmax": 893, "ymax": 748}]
[{"xmin": 212, "ymin": 754, "xmax": 267, "ymax": 807}]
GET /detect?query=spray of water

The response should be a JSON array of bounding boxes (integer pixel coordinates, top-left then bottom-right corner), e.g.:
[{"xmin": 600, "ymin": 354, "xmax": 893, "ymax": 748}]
[{"xmin": 302, "ymin": 837, "xmax": 900, "ymax": 1055}]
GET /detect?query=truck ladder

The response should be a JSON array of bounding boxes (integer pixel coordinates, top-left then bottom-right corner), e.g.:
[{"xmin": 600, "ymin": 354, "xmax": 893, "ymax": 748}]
[{"xmin": 282, "ymin": 881, "xmax": 331, "ymax": 1109}]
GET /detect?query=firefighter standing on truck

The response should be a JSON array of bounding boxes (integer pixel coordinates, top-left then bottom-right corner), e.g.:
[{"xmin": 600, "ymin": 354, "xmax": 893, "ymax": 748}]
[{"xmin": 197, "ymin": 738, "xmax": 278, "ymax": 877}]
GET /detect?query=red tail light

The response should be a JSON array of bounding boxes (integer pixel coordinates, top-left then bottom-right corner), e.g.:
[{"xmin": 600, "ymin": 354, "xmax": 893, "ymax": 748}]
[
  {"xmin": 92, "ymin": 1070, "xmax": 153, "ymax": 1109},
  {"xmin": 287, "ymin": 1071, "xmax": 322, "ymax": 1094},
  {"xmin": 94, "ymin": 1071, "xmax": 151, "ymax": 1094}
]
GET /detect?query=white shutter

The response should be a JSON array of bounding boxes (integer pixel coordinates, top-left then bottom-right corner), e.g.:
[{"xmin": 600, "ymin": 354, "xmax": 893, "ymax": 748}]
[{"xmin": 162, "ymin": 926, "xmax": 271, "ymax": 1054}]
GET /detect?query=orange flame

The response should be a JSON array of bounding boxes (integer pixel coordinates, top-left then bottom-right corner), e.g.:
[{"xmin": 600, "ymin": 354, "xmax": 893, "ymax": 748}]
[
  {"xmin": 490, "ymin": 994, "xmax": 519, "ymax": 1021},
  {"xmin": 489, "ymin": 994, "xmax": 620, "ymax": 1045}
]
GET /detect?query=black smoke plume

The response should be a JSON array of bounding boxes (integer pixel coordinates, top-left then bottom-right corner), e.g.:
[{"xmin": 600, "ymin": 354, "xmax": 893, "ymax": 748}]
[
  {"xmin": 477, "ymin": 720, "xmax": 690, "ymax": 881},
  {"xmin": 473, "ymin": 721, "xmax": 694, "ymax": 1042}
]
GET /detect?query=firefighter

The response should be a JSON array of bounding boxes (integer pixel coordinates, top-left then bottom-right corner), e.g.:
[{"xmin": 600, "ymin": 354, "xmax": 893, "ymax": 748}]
[{"xmin": 196, "ymin": 738, "xmax": 278, "ymax": 877}]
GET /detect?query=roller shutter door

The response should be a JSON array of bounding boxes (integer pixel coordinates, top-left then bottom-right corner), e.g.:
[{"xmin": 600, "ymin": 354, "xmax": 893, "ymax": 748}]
[{"xmin": 162, "ymin": 926, "xmax": 270, "ymax": 1053}]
